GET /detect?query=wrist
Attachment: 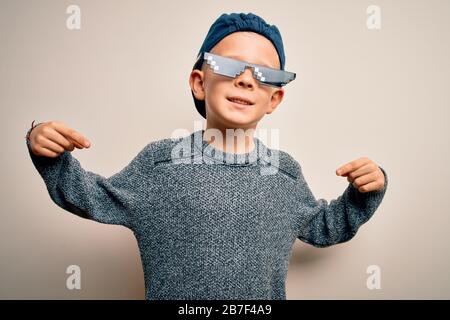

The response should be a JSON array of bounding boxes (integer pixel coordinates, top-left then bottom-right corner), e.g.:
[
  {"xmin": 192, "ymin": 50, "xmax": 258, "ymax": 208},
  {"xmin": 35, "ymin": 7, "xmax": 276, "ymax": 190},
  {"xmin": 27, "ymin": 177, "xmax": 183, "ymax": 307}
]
[{"xmin": 25, "ymin": 120, "xmax": 44, "ymax": 143}]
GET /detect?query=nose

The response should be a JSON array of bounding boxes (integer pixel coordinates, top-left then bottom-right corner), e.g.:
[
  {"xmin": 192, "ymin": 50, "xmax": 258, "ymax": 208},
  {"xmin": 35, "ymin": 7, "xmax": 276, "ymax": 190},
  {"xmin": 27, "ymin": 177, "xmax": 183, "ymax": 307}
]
[{"xmin": 233, "ymin": 67, "xmax": 256, "ymax": 89}]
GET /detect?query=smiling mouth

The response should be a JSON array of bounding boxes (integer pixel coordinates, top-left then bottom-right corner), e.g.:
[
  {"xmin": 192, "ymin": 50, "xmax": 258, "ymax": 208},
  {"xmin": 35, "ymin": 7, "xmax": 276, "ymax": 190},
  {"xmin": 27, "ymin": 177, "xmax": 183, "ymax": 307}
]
[{"xmin": 227, "ymin": 97, "xmax": 254, "ymax": 106}]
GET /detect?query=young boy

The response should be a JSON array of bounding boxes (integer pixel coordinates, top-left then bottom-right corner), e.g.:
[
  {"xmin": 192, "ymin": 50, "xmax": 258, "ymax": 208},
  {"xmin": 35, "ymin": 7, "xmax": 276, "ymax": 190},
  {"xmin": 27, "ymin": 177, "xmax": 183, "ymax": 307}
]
[{"xmin": 25, "ymin": 12, "xmax": 388, "ymax": 300}]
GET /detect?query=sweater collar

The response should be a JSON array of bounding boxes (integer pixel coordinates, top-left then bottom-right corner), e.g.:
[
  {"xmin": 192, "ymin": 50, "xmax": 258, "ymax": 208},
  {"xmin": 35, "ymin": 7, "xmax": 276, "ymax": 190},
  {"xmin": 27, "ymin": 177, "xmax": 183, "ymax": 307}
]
[{"xmin": 191, "ymin": 129, "xmax": 268, "ymax": 166}]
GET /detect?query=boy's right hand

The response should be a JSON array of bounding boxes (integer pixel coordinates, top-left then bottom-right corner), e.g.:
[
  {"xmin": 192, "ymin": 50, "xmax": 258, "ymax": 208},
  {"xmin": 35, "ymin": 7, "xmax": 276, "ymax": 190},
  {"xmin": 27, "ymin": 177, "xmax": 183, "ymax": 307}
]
[{"xmin": 28, "ymin": 120, "xmax": 91, "ymax": 158}]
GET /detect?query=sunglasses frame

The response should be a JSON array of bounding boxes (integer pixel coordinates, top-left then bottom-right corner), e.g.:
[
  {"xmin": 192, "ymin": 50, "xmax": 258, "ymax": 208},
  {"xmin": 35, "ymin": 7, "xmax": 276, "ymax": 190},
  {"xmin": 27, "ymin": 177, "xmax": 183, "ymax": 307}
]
[{"xmin": 193, "ymin": 52, "xmax": 296, "ymax": 88}]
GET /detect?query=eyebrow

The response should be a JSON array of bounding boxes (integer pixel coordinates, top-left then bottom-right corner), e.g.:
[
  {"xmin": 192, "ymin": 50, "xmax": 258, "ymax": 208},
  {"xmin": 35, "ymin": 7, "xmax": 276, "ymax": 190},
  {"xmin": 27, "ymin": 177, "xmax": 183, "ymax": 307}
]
[{"xmin": 224, "ymin": 54, "xmax": 276, "ymax": 69}]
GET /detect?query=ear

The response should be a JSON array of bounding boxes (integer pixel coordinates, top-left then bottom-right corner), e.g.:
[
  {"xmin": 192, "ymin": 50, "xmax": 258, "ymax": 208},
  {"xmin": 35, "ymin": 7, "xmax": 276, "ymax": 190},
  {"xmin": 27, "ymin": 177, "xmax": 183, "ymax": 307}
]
[
  {"xmin": 189, "ymin": 69, "xmax": 206, "ymax": 101},
  {"xmin": 266, "ymin": 88, "xmax": 284, "ymax": 114}
]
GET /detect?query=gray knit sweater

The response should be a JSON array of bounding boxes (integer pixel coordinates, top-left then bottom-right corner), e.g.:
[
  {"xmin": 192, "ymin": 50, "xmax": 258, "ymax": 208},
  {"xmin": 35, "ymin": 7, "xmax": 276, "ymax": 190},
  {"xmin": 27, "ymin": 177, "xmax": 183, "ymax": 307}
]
[{"xmin": 25, "ymin": 128, "xmax": 388, "ymax": 300}]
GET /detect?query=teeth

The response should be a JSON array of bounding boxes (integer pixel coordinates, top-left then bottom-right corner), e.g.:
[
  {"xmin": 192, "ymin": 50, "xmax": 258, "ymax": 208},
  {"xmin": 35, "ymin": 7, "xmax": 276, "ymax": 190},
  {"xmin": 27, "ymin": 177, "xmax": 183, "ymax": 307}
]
[{"xmin": 229, "ymin": 98, "xmax": 250, "ymax": 105}]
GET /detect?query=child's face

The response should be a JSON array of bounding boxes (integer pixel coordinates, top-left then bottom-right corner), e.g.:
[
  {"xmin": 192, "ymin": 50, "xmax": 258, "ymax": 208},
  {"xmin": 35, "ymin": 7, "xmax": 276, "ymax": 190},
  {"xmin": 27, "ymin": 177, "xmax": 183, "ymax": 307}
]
[{"xmin": 189, "ymin": 31, "xmax": 285, "ymax": 128}]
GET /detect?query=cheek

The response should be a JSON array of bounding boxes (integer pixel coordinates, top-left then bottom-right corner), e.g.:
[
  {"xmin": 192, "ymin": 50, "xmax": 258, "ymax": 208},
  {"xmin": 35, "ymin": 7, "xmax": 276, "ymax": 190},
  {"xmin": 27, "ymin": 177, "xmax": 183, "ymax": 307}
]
[
  {"xmin": 256, "ymin": 90, "xmax": 273, "ymax": 107},
  {"xmin": 205, "ymin": 81, "xmax": 227, "ymax": 103}
]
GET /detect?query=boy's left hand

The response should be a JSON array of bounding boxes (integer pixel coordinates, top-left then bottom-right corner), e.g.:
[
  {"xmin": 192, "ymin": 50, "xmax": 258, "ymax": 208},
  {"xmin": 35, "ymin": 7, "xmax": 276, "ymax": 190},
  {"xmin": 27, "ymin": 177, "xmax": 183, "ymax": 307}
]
[{"xmin": 335, "ymin": 157, "xmax": 385, "ymax": 193}]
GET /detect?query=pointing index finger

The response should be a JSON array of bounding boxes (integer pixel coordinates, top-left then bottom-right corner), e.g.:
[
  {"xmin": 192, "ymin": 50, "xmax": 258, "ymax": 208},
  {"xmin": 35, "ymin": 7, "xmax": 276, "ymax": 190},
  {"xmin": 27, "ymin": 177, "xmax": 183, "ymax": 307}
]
[
  {"xmin": 53, "ymin": 122, "xmax": 91, "ymax": 148},
  {"xmin": 336, "ymin": 157, "xmax": 370, "ymax": 176}
]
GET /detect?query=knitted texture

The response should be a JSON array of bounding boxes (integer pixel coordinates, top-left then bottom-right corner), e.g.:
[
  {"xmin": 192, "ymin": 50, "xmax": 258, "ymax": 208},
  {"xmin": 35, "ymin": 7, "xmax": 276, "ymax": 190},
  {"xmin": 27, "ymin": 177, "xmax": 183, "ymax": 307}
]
[{"xmin": 25, "ymin": 128, "xmax": 388, "ymax": 300}]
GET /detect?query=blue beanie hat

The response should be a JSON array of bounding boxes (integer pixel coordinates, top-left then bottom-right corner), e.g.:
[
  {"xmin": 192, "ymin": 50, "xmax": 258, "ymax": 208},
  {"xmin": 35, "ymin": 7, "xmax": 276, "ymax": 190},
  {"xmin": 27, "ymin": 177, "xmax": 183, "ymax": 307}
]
[{"xmin": 191, "ymin": 12, "xmax": 286, "ymax": 119}]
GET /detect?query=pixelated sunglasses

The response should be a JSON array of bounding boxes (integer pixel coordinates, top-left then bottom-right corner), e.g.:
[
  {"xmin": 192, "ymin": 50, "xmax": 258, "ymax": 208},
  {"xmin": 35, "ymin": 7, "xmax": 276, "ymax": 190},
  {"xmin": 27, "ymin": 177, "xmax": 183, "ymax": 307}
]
[{"xmin": 193, "ymin": 52, "xmax": 296, "ymax": 88}]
